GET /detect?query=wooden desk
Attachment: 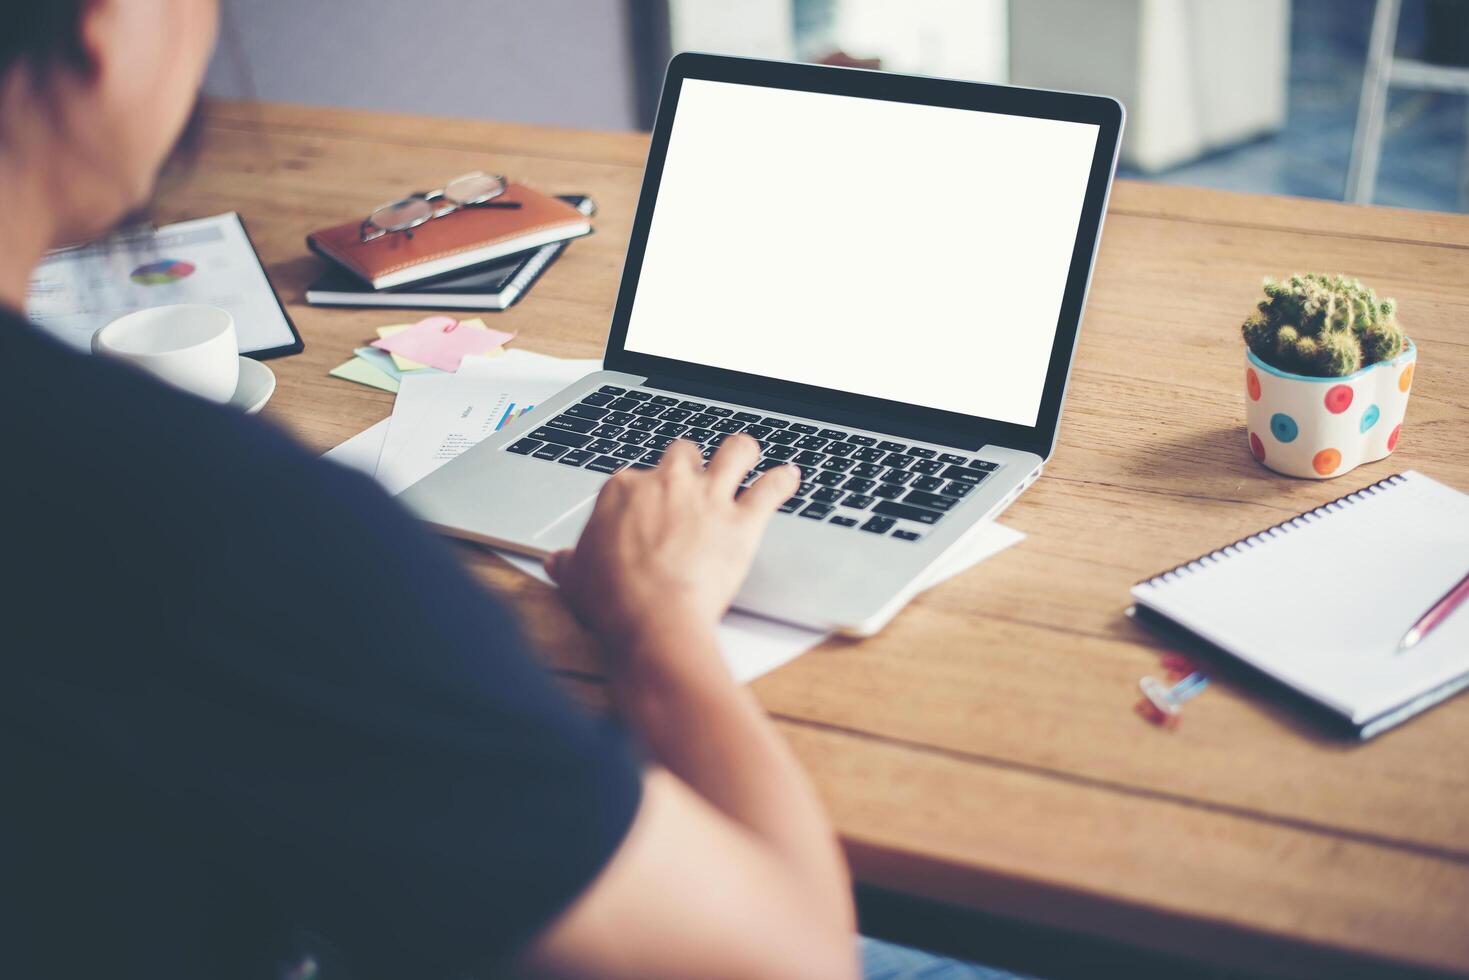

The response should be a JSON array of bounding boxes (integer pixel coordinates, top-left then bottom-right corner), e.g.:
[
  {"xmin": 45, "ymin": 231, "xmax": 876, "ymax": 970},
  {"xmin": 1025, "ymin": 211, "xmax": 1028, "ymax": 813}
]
[{"xmin": 172, "ymin": 101, "xmax": 1469, "ymax": 978}]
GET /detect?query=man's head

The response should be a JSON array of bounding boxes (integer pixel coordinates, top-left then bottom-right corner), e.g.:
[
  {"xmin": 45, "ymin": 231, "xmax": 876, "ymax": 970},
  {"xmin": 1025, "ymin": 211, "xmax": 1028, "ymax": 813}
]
[{"xmin": 0, "ymin": 1, "xmax": 219, "ymax": 246}]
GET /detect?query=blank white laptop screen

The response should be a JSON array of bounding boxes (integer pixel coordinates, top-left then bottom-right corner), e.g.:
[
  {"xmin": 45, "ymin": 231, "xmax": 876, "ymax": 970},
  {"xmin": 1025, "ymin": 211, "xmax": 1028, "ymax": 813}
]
[{"xmin": 623, "ymin": 78, "xmax": 1101, "ymax": 428}]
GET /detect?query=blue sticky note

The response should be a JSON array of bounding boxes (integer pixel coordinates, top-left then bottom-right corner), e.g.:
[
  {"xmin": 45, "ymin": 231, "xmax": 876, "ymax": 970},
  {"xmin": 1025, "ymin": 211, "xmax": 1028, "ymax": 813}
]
[{"xmin": 353, "ymin": 347, "xmax": 445, "ymax": 382}]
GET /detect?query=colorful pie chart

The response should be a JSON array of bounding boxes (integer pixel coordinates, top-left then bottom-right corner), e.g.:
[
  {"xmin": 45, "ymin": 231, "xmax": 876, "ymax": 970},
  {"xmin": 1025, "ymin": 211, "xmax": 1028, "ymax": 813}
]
[{"xmin": 131, "ymin": 258, "xmax": 196, "ymax": 286}]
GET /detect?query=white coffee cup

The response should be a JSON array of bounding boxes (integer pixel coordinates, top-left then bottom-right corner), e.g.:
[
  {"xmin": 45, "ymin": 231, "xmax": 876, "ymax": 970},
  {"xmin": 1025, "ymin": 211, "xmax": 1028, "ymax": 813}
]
[{"xmin": 93, "ymin": 304, "xmax": 240, "ymax": 404}]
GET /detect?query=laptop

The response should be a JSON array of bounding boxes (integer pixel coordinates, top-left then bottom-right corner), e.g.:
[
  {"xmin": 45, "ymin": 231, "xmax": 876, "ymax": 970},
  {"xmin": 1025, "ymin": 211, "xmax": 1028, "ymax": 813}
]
[{"xmin": 399, "ymin": 53, "xmax": 1123, "ymax": 636}]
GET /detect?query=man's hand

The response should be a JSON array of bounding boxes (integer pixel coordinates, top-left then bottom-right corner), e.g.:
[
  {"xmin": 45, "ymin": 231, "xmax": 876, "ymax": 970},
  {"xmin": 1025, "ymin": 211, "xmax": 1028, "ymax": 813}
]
[{"xmin": 545, "ymin": 434, "xmax": 799, "ymax": 658}]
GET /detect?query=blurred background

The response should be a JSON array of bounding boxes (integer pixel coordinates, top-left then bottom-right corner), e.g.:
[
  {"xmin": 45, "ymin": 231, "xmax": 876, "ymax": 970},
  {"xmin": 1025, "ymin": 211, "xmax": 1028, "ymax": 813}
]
[{"xmin": 205, "ymin": 0, "xmax": 1469, "ymax": 212}]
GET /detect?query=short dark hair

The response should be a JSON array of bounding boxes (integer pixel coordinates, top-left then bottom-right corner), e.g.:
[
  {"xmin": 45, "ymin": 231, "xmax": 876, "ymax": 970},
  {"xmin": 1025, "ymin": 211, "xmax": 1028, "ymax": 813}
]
[{"xmin": 2, "ymin": 3, "xmax": 92, "ymax": 80}]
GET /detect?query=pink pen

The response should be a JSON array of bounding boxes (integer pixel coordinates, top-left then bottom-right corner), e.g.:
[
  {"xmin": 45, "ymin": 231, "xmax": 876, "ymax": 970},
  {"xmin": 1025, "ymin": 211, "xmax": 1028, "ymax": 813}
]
[{"xmin": 1398, "ymin": 569, "xmax": 1469, "ymax": 653}]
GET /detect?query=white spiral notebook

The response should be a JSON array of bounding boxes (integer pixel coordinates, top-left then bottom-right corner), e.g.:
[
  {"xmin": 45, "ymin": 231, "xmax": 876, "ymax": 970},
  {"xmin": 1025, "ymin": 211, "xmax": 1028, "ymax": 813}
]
[{"xmin": 1130, "ymin": 471, "xmax": 1469, "ymax": 739}]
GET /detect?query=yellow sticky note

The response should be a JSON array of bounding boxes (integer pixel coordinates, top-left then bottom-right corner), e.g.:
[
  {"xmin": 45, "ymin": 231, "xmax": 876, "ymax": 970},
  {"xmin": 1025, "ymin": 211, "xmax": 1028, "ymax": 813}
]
[{"xmin": 329, "ymin": 355, "xmax": 399, "ymax": 393}]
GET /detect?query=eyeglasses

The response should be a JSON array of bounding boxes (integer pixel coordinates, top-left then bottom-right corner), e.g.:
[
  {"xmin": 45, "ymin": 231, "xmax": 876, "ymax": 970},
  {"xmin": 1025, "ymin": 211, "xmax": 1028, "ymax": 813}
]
[{"xmin": 359, "ymin": 171, "xmax": 521, "ymax": 243}]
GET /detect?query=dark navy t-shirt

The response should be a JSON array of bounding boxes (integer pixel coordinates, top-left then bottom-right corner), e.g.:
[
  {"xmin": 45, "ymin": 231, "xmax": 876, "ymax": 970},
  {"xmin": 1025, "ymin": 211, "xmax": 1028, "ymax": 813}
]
[{"xmin": 2, "ymin": 313, "xmax": 642, "ymax": 979}]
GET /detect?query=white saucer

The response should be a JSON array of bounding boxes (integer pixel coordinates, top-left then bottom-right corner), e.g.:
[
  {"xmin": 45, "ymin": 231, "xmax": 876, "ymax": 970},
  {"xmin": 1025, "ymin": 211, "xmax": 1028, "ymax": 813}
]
[{"xmin": 231, "ymin": 356, "xmax": 276, "ymax": 415}]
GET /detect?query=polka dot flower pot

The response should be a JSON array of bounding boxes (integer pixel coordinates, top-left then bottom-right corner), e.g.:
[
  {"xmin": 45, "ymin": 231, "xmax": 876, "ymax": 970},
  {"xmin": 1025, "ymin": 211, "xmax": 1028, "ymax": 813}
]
[{"xmin": 1245, "ymin": 339, "xmax": 1416, "ymax": 479}]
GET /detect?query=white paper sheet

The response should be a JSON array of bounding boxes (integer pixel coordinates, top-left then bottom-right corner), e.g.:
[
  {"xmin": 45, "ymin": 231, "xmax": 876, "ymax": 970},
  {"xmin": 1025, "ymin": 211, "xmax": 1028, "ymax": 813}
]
[
  {"xmin": 322, "ymin": 418, "xmax": 391, "ymax": 474},
  {"xmin": 375, "ymin": 350, "xmax": 601, "ymax": 495}
]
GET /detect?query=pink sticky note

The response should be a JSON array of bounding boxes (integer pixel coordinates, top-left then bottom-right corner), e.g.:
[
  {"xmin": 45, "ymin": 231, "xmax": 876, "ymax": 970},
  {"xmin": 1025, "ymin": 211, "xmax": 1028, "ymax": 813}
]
[{"xmin": 371, "ymin": 316, "xmax": 514, "ymax": 372}]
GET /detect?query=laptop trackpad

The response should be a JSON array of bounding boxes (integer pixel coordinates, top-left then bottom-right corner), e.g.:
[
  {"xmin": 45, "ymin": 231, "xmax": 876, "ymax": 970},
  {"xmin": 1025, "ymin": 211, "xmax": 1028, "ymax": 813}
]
[{"xmin": 532, "ymin": 495, "xmax": 598, "ymax": 552}]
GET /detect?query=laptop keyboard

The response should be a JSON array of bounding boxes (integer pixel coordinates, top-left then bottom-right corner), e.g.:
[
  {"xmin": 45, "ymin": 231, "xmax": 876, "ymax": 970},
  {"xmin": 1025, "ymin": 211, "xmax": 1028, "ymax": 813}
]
[{"xmin": 503, "ymin": 385, "xmax": 998, "ymax": 541}]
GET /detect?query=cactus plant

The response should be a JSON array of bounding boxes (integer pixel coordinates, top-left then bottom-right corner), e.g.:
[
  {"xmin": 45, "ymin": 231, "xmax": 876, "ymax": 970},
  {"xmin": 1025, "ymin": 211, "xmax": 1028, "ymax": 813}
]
[{"xmin": 1241, "ymin": 273, "xmax": 1404, "ymax": 377}]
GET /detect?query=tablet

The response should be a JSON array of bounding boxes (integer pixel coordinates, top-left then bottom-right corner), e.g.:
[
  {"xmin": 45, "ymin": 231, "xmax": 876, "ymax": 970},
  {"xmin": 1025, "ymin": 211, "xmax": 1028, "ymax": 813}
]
[{"xmin": 26, "ymin": 211, "xmax": 303, "ymax": 359}]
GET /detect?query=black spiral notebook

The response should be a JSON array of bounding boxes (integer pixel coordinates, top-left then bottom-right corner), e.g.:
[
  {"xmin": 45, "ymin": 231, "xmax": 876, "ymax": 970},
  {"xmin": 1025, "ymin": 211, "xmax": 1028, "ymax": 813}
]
[
  {"xmin": 1129, "ymin": 471, "xmax": 1469, "ymax": 739},
  {"xmin": 305, "ymin": 195, "xmax": 594, "ymax": 311}
]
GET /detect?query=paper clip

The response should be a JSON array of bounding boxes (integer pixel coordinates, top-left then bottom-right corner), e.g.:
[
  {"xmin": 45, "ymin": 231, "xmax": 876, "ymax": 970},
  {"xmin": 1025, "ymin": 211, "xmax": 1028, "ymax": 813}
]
[{"xmin": 1134, "ymin": 670, "xmax": 1210, "ymax": 730}]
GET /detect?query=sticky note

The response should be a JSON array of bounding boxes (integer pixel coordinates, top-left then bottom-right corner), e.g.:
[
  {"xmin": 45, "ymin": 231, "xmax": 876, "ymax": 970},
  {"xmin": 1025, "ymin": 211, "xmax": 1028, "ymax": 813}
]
[
  {"xmin": 375, "ymin": 324, "xmax": 429, "ymax": 372},
  {"xmin": 376, "ymin": 318, "xmax": 508, "ymax": 371},
  {"xmin": 353, "ymin": 346, "xmax": 444, "ymax": 382},
  {"xmin": 329, "ymin": 355, "xmax": 399, "ymax": 393},
  {"xmin": 373, "ymin": 316, "xmax": 514, "ymax": 372},
  {"xmin": 447, "ymin": 319, "xmax": 508, "ymax": 361}
]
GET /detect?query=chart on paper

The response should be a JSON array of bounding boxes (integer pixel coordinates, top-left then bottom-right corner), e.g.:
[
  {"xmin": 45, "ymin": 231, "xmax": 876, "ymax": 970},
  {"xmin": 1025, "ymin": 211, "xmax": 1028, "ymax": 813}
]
[
  {"xmin": 433, "ymin": 393, "xmax": 515, "ymax": 464},
  {"xmin": 494, "ymin": 402, "xmax": 536, "ymax": 432}
]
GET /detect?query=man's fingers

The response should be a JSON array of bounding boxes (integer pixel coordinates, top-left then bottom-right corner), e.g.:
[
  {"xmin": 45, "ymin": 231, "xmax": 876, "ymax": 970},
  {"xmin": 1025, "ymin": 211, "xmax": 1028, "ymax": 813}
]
[
  {"xmin": 739, "ymin": 463, "xmax": 800, "ymax": 517},
  {"xmin": 660, "ymin": 436, "xmax": 704, "ymax": 473},
  {"xmin": 705, "ymin": 433, "xmax": 760, "ymax": 492}
]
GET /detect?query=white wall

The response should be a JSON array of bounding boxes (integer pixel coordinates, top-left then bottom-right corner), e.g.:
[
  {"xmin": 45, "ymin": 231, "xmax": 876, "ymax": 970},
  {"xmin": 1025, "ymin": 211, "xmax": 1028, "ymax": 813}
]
[
  {"xmin": 1010, "ymin": 0, "xmax": 1289, "ymax": 172},
  {"xmin": 205, "ymin": 0, "xmax": 642, "ymax": 130}
]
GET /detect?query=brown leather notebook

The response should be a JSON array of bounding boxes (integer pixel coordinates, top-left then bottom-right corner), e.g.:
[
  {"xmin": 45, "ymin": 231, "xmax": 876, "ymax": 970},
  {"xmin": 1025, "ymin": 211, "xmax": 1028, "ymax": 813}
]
[{"xmin": 307, "ymin": 182, "xmax": 592, "ymax": 289}]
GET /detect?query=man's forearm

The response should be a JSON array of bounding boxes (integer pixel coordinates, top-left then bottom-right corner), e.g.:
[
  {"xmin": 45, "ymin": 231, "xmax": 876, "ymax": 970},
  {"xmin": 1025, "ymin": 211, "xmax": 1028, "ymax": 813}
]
[{"xmin": 610, "ymin": 617, "xmax": 854, "ymax": 932}]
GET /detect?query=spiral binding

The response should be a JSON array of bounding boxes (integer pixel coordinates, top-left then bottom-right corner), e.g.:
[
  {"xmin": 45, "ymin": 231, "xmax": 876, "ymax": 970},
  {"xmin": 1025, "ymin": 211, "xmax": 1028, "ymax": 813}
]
[{"xmin": 1138, "ymin": 472, "xmax": 1408, "ymax": 588}]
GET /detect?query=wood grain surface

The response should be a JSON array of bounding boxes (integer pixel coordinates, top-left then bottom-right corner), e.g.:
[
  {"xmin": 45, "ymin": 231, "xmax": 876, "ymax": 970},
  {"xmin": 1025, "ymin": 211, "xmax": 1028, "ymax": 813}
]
[{"xmin": 164, "ymin": 100, "xmax": 1469, "ymax": 978}]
